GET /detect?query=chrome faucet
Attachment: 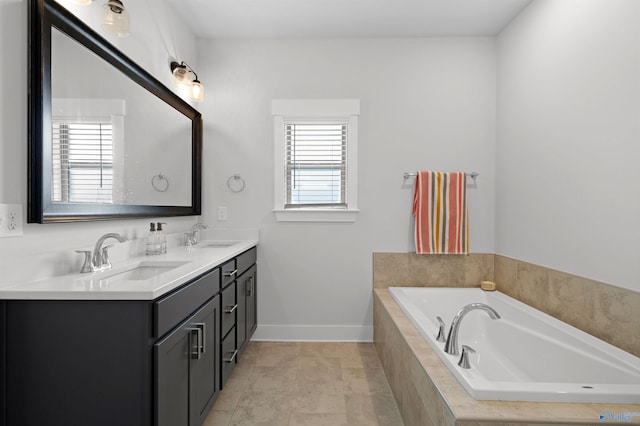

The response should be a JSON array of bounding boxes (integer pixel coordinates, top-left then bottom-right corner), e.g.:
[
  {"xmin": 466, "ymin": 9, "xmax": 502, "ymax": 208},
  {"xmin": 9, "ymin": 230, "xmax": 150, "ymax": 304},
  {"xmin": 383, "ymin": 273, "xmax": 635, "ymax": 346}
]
[
  {"xmin": 77, "ymin": 233, "xmax": 127, "ymax": 273},
  {"xmin": 185, "ymin": 223, "xmax": 208, "ymax": 246},
  {"xmin": 443, "ymin": 303, "xmax": 501, "ymax": 356}
]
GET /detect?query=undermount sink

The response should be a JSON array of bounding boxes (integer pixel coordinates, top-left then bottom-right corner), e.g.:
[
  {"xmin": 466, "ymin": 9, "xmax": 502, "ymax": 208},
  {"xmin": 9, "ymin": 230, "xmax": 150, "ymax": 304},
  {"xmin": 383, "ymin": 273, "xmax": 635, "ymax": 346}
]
[
  {"xmin": 90, "ymin": 260, "xmax": 190, "ymax": 282},
  {"xmin": 198, "ymin": 241, "xmax": 239, "ymax": 248}
]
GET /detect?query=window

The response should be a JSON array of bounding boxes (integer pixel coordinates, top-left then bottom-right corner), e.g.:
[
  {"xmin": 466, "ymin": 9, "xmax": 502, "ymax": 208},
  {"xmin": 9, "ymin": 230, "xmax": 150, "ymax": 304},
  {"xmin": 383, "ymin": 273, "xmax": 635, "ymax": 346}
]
[{"xmin": 273, "ymin": 99, "xmax": 359, "ymax": 222}]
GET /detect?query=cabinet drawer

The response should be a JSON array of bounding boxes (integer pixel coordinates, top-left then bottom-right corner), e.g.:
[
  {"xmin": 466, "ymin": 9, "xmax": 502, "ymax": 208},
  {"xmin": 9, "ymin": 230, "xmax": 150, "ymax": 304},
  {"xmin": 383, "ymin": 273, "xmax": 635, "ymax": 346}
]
[
  {"xmin": 221, "ymin": 259, "xmax": 237, "ymax": 288},
  {"xmin": 221, "ymin": 328, "xmax": 237, "ymax": 386},
  {"xmin": 221, "ymin": 282, "xmax": 236, "ymax": 338},
  {"xmin": 154, "ymin": 268, "xmax": 220, "ymax": 338},
  {"xmin": 237, "ymin": 247, "xmax": 256, "ymax": 277}
]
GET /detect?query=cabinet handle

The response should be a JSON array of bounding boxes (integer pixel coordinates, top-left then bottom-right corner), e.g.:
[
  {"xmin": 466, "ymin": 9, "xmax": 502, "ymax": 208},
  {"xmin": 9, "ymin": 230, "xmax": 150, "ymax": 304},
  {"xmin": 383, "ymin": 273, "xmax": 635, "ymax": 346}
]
[
  {"xmin": 224, "ymin": 304, "xmax": 238, "ymax": 314},
  {"xmin": 187, "ymin": 323, "xmax": 206, "ymax": 359},
  {"xmin": 224, "ymin": 269, "xmax": 238, "ymax": 278},
  {"xmin": 223, "ymin": 349, "xmax": 238, "ymax": 363},
  {"xmin": 247, "ymin": 276, "xmax": 254, "ymax": 296}
]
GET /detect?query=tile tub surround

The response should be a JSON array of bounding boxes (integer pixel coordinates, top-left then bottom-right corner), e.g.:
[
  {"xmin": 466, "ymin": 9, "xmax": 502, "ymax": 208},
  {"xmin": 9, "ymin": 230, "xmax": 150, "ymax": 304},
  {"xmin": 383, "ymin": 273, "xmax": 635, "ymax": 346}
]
[
  {"xmin": 373, "ymin": 289, "xmax": 640, "ymax": 426},
  {"xmin": 203, "ymin": 341, "xmax": 403, "ymax": 426},
  {"xmin": 494, "ymin": 256, "xmax": 640, "ymax": 359},
  {"xmin": 373, "ymin": 253, "xmax": 495, "ymax": 289},
  {"xmin": 373, "ymin": 253, "xmax": 640, "ymax": 358}
]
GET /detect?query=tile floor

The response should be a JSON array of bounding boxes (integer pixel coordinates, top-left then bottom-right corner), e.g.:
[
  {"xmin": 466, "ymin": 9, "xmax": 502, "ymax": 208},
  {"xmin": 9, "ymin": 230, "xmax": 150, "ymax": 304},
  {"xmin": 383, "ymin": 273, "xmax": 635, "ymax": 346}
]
[{"xmin": 203, "ymin": 341, "xmax": 404, "ymax": 426}]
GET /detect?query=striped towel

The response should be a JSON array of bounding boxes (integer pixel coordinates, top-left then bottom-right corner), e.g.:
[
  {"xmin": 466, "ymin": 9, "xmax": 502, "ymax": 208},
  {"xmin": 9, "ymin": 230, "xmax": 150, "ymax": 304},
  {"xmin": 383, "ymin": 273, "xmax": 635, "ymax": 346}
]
[{"xmin": 412, "ymin": 171, "xmax": 468, "ymax": 254}]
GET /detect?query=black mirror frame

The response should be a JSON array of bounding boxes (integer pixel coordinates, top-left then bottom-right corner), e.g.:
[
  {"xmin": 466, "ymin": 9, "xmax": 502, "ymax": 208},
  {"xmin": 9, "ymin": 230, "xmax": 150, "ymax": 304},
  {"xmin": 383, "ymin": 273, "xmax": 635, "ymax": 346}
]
[{"xmin": 28, "ymin": 0, "xmax": 202, "ymax": 223}]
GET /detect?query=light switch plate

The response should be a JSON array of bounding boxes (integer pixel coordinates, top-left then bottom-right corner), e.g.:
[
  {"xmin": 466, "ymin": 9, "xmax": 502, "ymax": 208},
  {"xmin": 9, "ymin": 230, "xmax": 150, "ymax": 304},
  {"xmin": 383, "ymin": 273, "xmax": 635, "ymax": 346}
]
[
  {"xmin": 0, "ymin": 204, "xmax": 23, "ymax": 237},
  {"xmin": 217, "ymin": 206, "xmax": 228, "ymax": 221}
]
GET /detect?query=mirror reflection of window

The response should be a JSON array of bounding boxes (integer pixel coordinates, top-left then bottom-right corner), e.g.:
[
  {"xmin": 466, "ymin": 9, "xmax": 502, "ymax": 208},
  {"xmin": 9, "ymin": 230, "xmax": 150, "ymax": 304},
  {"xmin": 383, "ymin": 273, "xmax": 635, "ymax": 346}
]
[
  {"xmin": 52, "ymin": 98, "xmax": 125, "ymax": 205},
  {"xmin": 52, "ymin": 121, "xmax": 114, "ymax": 204}
]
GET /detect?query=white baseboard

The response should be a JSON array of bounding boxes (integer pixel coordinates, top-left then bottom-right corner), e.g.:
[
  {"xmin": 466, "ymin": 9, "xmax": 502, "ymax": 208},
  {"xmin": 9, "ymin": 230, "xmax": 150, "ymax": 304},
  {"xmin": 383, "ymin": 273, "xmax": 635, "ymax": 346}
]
[{"xmin": 251, "ymin": 324, "xmax": 373, "ymax": 342}]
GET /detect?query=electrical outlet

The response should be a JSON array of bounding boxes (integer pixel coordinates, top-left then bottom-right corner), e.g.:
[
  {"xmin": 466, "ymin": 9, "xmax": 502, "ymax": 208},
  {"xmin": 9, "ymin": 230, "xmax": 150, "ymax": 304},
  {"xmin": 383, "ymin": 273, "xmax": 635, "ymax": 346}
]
[
  {"xmin": 0, "ymin": 204, "xmax": 23, "ymax": 238},
  {"xmin": 217, "ymin": 206, "xmax": 228, "ymax": 221}
]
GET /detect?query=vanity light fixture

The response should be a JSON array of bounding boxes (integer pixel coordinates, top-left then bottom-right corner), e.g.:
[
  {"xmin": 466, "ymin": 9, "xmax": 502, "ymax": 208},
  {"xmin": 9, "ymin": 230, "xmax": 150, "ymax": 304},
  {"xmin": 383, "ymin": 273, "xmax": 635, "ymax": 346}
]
[
  {"xmin": 101, "ymin": 0, "xmax": 129, "ymax": 37},
  {"xmin": 170, "ymin": 61, "xmax": 204, "ymax": 102},
  {"xmin": 69, "ymin": 0, "xmax": 129, "ymax": 37}
]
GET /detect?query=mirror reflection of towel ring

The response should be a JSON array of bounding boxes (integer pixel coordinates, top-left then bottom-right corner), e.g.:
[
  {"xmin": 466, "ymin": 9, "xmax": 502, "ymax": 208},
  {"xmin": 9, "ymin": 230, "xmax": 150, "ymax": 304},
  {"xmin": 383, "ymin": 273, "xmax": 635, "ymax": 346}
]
[
  {"xmin": 152, "ymin": 173, "xmax": 170, "ymax": 192},
  {"xmin": 227, "ymin": 173, "xmax": 245, "ymax": 193}
]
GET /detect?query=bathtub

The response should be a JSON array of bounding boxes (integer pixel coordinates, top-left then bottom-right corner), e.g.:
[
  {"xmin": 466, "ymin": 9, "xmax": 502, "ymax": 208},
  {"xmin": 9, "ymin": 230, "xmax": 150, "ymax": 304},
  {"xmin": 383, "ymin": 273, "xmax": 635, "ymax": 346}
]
[{"xmin": 389, "ymin": 287, "xmax": 640, "ymax": 404}]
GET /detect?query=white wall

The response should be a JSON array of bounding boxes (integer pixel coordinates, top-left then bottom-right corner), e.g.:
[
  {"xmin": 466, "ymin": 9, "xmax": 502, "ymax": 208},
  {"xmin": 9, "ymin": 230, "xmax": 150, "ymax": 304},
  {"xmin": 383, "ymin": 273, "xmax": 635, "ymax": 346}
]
[
  {"xmin": 198, "ymin": 38, "xmax": 497, "ymax": 340},
  {"xmin": 496, "ymin": 0, "xmax": 640, "ymax": 292},
  {"xmin": 0, "ymin": 0, "xmax": 200, "ymax": 281}
]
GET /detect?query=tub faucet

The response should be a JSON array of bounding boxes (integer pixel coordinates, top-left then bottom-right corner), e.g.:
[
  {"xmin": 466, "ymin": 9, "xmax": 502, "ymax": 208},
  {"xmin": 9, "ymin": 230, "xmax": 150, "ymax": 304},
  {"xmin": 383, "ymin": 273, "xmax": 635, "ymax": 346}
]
[
  {"xmin": 185, "ymin": 223, "xmax": 208, "ymax": 246},
  {"xmin": 444, "ymin": 303, "xmax": 501, "ymax": 356}
]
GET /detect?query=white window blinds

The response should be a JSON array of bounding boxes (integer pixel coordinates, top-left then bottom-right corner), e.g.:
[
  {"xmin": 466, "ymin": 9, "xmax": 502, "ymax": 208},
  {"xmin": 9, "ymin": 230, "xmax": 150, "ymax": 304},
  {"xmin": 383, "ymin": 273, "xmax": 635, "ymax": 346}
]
[
  {"xmin": 285, "ymin": 123, "xmax": 347, "ymax": 208},
  {"xmin": 52, "ymin": 122, "xmax": 114, "ymax": 204}
]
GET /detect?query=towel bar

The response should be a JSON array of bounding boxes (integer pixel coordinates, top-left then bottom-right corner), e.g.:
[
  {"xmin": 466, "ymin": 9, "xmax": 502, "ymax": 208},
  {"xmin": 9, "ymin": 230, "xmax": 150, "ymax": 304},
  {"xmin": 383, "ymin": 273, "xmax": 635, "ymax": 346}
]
[{"xmin": 403, "ymin": 171, "xmax": 479, "ymax": 183}]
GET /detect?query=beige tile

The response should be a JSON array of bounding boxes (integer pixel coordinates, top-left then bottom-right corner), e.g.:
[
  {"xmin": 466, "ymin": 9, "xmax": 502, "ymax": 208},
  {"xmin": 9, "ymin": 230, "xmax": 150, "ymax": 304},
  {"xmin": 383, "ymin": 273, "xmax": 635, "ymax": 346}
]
[
  {"xmin": 494, "ymin": 255, "xmax": 518, "ymax": 296},
  {"xmin": 296, "ymin": 356, "xmax": 342, "ymax": 382},
  {"xmin": 214, "ymin": 377, "xmax": 249, "ymax": 411},
  {"xmin": 231, "ymin": 367, "xmax": 295, "ymax": 426},
  {"xmin": 448, "ymin": 255, "xmax": 467, "ymax": 287},
  {"xmin": 288, "ymin": 413, "xmax": 348, "ymax": 426},
  {"xmin": 229, "ymin": 397, "xmax": 291, "ymax": 426},
  {"xmin": 340, "ymin": 347, "xmax": 383, "ymax": 369},
  {"xmin": 241, "ymin": 341, "xmax": 262, "ymax": 357},
  {"xmin": 203, "ymin": 409, "xmax": 233, "ymax": 426},
  {"xmin": 373, "ymin": 253, "xmax": 410, "ymax": 288},
  {"xmin": 592, "ymin": 283, "xmax": 640, "ymax": 357},
  {"xmin": 299, "ymin": 342, "xmax": 344, "ymax": 358},
  {"xmin": 515, "ymin": 260, "xmax": 550, "ymax": 311},
  {"xmin": 408, "ymin": 253, "xmax": 450, "ymax": 286},
  {"xmin": 345, "ymin": 392, "xmax": 404, "ymax": 426},
  {"xmin": 292, "ymin": 378, "xmax": 346, "ymax": 414},
  {"xmin": 254, "ymin": 342, "xmax": 300, "ymax": 368},
  {"xmin": 232, "ymin": 355, "xmax": 256, "ymax": 379},
  {"xmin": 463, "ymin": 254, "xmax": 494, "ymax": 287},
  {"xmin": 342, "ymin": 367, "xmax": 392, "ymax": 395},
  {"xmin": 547, "ymin": 270, "xmax": 595, "ymax": 333}
]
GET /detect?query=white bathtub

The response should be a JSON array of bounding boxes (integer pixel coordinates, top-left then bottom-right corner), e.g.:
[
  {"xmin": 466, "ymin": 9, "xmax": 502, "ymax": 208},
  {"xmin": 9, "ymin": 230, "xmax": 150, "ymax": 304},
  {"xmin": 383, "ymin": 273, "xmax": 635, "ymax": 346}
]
[{"xmin": 389, "ymin": 287, "xmax": 640, "ymax": 404}]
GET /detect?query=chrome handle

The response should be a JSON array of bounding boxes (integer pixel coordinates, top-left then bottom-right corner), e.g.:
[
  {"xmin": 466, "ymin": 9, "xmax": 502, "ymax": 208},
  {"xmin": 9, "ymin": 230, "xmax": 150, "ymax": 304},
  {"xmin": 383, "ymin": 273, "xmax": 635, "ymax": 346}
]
[
  {"xmin": 224, "ymin": 304, "xmax": 238, "ymax": 314},
  {"xmin": 75, "ymin": 250, "xmax": 95, "ymax": 273},
  {"xmin": 193, "ymin": 322, "xmax": 206, "ymax": 355},
  {"xmin": 224, "ymin": 269, "xmax": 238, "ymax": 278},
  {"xmin": 223, "ymin": 349, "xmax": 238, "ymax": 363},
  {"xmin": 436, "ymin": 316, "xmax": 446, "ymax": 343},
  {"xmin": 100, "ymin": 244, "xmax": 115, "ymax": 269},
  {"xmin": 246, "ymin": 276, "xmax": 254, "ymax": 296},
  {"xmin": 187, "ymin": 324, "xmax": 205, "ymax": 360},
  {"xmin": 458, "ymin": 345, "xmax": 476, "ymax": 369}
]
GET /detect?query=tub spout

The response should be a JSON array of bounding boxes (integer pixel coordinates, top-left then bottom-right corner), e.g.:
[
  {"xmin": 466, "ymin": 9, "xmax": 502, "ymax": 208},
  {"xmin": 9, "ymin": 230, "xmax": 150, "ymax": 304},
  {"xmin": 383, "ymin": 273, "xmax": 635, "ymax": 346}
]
[{"xmin": 444, "ymin": 303, "xmax": 501, "ymax": 356}]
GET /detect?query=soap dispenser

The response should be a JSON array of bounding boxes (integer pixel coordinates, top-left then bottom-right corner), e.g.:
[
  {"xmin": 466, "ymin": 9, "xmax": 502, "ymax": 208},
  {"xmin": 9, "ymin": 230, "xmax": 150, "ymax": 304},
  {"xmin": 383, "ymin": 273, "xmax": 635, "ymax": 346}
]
[
  {"xmin": 146, "ymin": 222, "xmax": 158, "ymax": 255},
  {"xmin": 156, "ymin": 222, "xmax": 167, "ymax": 254}
]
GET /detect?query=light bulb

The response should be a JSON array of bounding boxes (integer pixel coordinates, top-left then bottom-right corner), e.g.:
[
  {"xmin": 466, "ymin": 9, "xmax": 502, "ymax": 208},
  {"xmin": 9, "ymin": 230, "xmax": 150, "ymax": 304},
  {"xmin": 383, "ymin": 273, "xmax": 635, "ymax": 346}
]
[
  {"xmin": 190, "ymin": 80, "xmax": 204, "ymax": 102},
  {"xmin": 102, "ymin": 0, "xmax": 129, "ymax": 37},
  {"xmin": 172, "ymin": 64, "xmax": 191, "ymax": 89}
]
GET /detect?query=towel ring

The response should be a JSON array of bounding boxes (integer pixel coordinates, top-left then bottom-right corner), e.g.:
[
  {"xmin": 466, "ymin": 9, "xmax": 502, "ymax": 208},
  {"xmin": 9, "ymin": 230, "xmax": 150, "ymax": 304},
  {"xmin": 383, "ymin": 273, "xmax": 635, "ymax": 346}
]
[
  {"xmin": 151, "ymin": 173, "xmax": 169, "ymax": 192},
  {"xmin": 227, "ymin": 173, "xmax": 245, "ymax": 193}
]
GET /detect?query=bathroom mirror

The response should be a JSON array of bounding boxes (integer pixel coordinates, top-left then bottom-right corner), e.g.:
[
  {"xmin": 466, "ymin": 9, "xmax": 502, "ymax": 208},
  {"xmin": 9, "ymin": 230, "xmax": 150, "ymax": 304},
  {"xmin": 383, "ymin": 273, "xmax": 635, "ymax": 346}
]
[{"xmin": 28, "ymin": 0, "xmax": 202, "ymax": 222}]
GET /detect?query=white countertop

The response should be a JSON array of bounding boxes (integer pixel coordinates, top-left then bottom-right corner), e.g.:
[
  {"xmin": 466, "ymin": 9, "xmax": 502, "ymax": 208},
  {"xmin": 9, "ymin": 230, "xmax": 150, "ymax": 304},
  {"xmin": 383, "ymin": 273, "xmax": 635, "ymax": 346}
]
[{"xmin": 0, "ymin": 239, "xmax": 258, "ymax": 301}]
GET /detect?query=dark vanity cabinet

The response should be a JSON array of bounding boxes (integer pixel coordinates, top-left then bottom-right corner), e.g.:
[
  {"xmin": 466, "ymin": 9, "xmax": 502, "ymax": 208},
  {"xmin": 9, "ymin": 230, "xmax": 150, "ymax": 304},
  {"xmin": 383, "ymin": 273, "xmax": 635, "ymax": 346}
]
[
  {"xmin": 154, "ymin": 269, "xmax": 221, "ymax": 426},
  {"xmin": 219, "ymin": 247, "xmax": 257, "ymax": 388},
  {"xmin": 1, "ymin": 246, "xmax": 257, "ymax": 426}
]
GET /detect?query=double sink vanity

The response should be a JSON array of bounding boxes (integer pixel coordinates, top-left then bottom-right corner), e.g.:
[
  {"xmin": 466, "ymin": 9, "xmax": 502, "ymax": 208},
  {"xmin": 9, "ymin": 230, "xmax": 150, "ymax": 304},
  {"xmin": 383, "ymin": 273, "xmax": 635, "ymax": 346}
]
[{"xmin": 0, "ymin": 236, "xmax": 258, "ymax": 426}]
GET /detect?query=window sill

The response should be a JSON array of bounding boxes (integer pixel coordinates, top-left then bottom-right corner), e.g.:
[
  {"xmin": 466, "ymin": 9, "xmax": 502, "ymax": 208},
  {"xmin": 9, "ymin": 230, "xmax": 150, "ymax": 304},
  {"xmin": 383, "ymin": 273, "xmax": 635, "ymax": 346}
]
[{"xmin": 273, "ymin": 209, "xmax": 359, "ymax": 223}]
